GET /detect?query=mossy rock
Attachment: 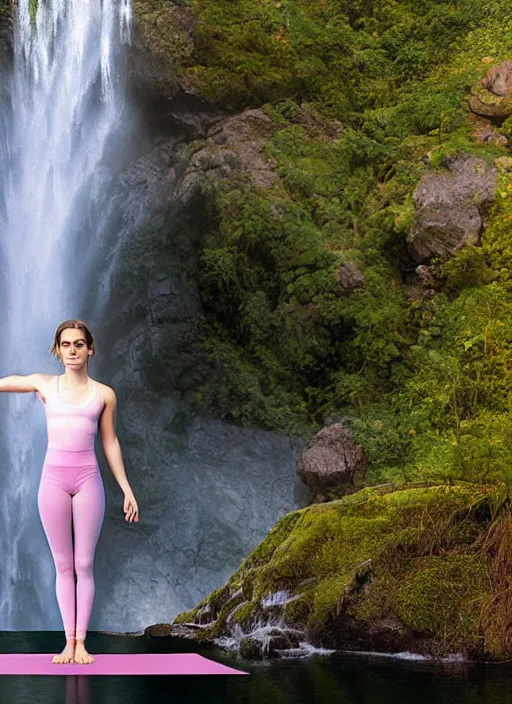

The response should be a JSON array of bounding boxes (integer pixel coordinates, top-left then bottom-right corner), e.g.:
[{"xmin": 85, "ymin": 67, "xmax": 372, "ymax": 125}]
[
  {"xmin": 173, "ymin": 482, "xmax": 512, "ymax": 660},
  {"xmin": 394, "ymin": 554, "xmax": 485, "ymax": 641}
]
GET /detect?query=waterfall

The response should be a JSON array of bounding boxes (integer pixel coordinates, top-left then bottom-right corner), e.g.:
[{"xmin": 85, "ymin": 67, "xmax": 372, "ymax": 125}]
[{"xmin": 0, "ymin": 0, "xmax": 132, "ymax": 631}]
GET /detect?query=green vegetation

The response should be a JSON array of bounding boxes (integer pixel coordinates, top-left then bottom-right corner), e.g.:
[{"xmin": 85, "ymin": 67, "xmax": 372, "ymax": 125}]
[
  {"xmin": 135, "ymin": 0, "xmax": 512, "ymax": 492},
  {"xmin": 0, "ymin": 0, "xmax": 11, "ymax": 19},
  {"xmin": 175, "ymin": 482, "xmax": 512, "ymax": 659},
  {"xmin": 132, "ymin": 0, "xmax": 195, "ymax": 70},
  {"xmin": 129, "ymin": 0, "xmax": 512, "ymax": 658}
]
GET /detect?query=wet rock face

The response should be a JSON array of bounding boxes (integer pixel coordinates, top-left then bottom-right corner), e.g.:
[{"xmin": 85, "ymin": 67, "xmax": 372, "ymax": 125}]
[
  {"xmin": 170, "ymin": 578, "xmax": 313, "ymax": 659},
  {"xmin": 204, "ymin": 108, "xmax": 280, "ymax": 188},
  {"xmin": 0, "ymin": 0, "xmax": 13, "ymax": 88},
  {"xmin": 296, "ymin": 422, "xmax": 368, "ymax": 503},
  {"xmin": 128, "ymin": 0, "xmax": 196, "ymax": 102},
  {"xmin": 315, "ymin": 608, "xmax": 422, "ymax": 655},
  {"xmin": 407, "ymin": 154, "xmax": 498, "ymax": 265},
  {"xmin": 469, "ymin": 61, "xmax": 512, "ymax": 119},
  {"xmin": 127, "ymin": 22, "xmax": 180, "ymax": 102},
  {"xmin": 80, "ymin": 100, "xmax": 307, "ymax": 634},
  {"xmin": 174, "ymin": 107, "xmax": 281, "ymax": 200},
  {"xmin": 145, "ymin": 623, "xmax": 216, "ymax": 644},
  {"xmin": 239, "ymin": 629, "xmax": 302, "ymax": 660},
  {"xmin": 93, "ymin": 105, "xmax": 283, "ymax": 395}
]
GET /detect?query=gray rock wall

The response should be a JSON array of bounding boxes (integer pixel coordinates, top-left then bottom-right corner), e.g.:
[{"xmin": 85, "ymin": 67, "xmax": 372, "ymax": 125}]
[{"xmin": 76, "ymin": 108, "xmax": 308, "ymax": 633}]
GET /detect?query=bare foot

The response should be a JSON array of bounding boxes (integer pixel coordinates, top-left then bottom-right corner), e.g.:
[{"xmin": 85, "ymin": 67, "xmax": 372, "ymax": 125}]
[
  {"xmin": 52, "ymin": 641, "xmax": 75, "ymax": 664},
  {"xmin": 74, "ymin": 641, "xmax": 95, "ymax": 664}
]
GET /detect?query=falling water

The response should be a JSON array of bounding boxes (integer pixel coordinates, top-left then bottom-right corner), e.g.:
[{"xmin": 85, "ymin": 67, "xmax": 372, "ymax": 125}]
[{"xmin": 0, "ymin": 0, "xmax": 132, "ymax": 630}]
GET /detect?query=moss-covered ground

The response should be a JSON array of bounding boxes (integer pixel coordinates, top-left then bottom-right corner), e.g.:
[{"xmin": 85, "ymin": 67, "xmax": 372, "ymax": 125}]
[{"xmin": 174, "ymin": 481, "xmax": 512, "ymax": 659}]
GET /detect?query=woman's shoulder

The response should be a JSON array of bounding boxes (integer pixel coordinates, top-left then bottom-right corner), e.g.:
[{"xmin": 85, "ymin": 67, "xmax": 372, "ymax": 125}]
[
  {"xmin": 34, "ymin": 373, "xmax": 57, "ymax": 401},
  {"xmin": 92, "ymin": 379, "xmax": 116, "ymax": 402},
  {"xmin": 33, "ymin": 373, "xmax": 72, "ymax": 404}
]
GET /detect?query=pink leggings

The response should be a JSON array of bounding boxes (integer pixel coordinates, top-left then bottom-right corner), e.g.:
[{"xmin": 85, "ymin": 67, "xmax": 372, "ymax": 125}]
[{"xmin": 37, "ymin": 449, "xmax": 105, "ymax": 640}]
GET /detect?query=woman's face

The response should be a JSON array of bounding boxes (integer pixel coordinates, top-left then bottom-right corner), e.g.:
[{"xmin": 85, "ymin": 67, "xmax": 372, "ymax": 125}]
[{"xmin": 57, "ymin": 328, "xmax": 91, "ymax": 369}]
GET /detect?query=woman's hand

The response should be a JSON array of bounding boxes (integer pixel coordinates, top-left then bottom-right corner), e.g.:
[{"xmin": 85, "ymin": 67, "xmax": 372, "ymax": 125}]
[{"xmin": 123, "ymin": 490, "xmax": 139, "ymax": 523}]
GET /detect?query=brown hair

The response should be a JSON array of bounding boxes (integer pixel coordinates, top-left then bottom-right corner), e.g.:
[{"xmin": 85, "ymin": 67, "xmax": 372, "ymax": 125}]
[{"xmin": 49, "ymin": 319, "xmax": 96, "ymax": 362}]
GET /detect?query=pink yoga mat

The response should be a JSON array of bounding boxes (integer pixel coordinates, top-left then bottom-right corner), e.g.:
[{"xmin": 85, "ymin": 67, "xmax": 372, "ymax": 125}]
[{"xmin": 0, "ymin": 653, "xmax": 249, "ymax": 675}]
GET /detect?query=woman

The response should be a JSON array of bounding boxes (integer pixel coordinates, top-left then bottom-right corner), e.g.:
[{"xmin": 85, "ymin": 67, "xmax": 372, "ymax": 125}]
[{"xmin": 0, "ymin": 319, "xmax": 139, "ymax": 665}]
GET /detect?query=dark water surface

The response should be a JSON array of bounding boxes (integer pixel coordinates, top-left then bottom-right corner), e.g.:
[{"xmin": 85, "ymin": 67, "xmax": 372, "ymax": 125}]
[{"xmin": 0, "ymin": 632, "xmax": 512, "ymax": 703}]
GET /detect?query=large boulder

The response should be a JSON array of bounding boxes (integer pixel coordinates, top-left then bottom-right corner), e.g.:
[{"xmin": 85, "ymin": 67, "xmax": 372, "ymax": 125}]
[
  {"xmin": 469, "ymin": 61, "xmax": 512, "ymax": 119},
  {"xmin": 335, "ymin": 261, "xmax": 365, "ymax": 292},
  {"xmin": 175, "ymin": 107, "xmax": 281, "ymax": 199},
  {"xmin": 470, "ymin": 114, "xmax": 508, "ymax": 147},
  {"xmin": 407, "ymin": 154, "xmax": 497, "ymax": 264},
  {"xmin": 296, "ymin": 422, "xmax": 368, "ymax": 503}
]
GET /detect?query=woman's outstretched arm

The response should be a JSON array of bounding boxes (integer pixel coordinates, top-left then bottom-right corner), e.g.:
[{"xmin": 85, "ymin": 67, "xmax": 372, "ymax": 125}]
[{"xmin": 0, "ymin": 373, "xmax": 47, "ymax": 393}]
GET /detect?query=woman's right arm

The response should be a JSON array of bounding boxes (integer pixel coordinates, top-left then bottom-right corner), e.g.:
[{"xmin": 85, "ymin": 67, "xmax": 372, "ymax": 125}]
[{"xmin": 0, "ymin": 373, "xmax": 47, "ymax": 393}]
